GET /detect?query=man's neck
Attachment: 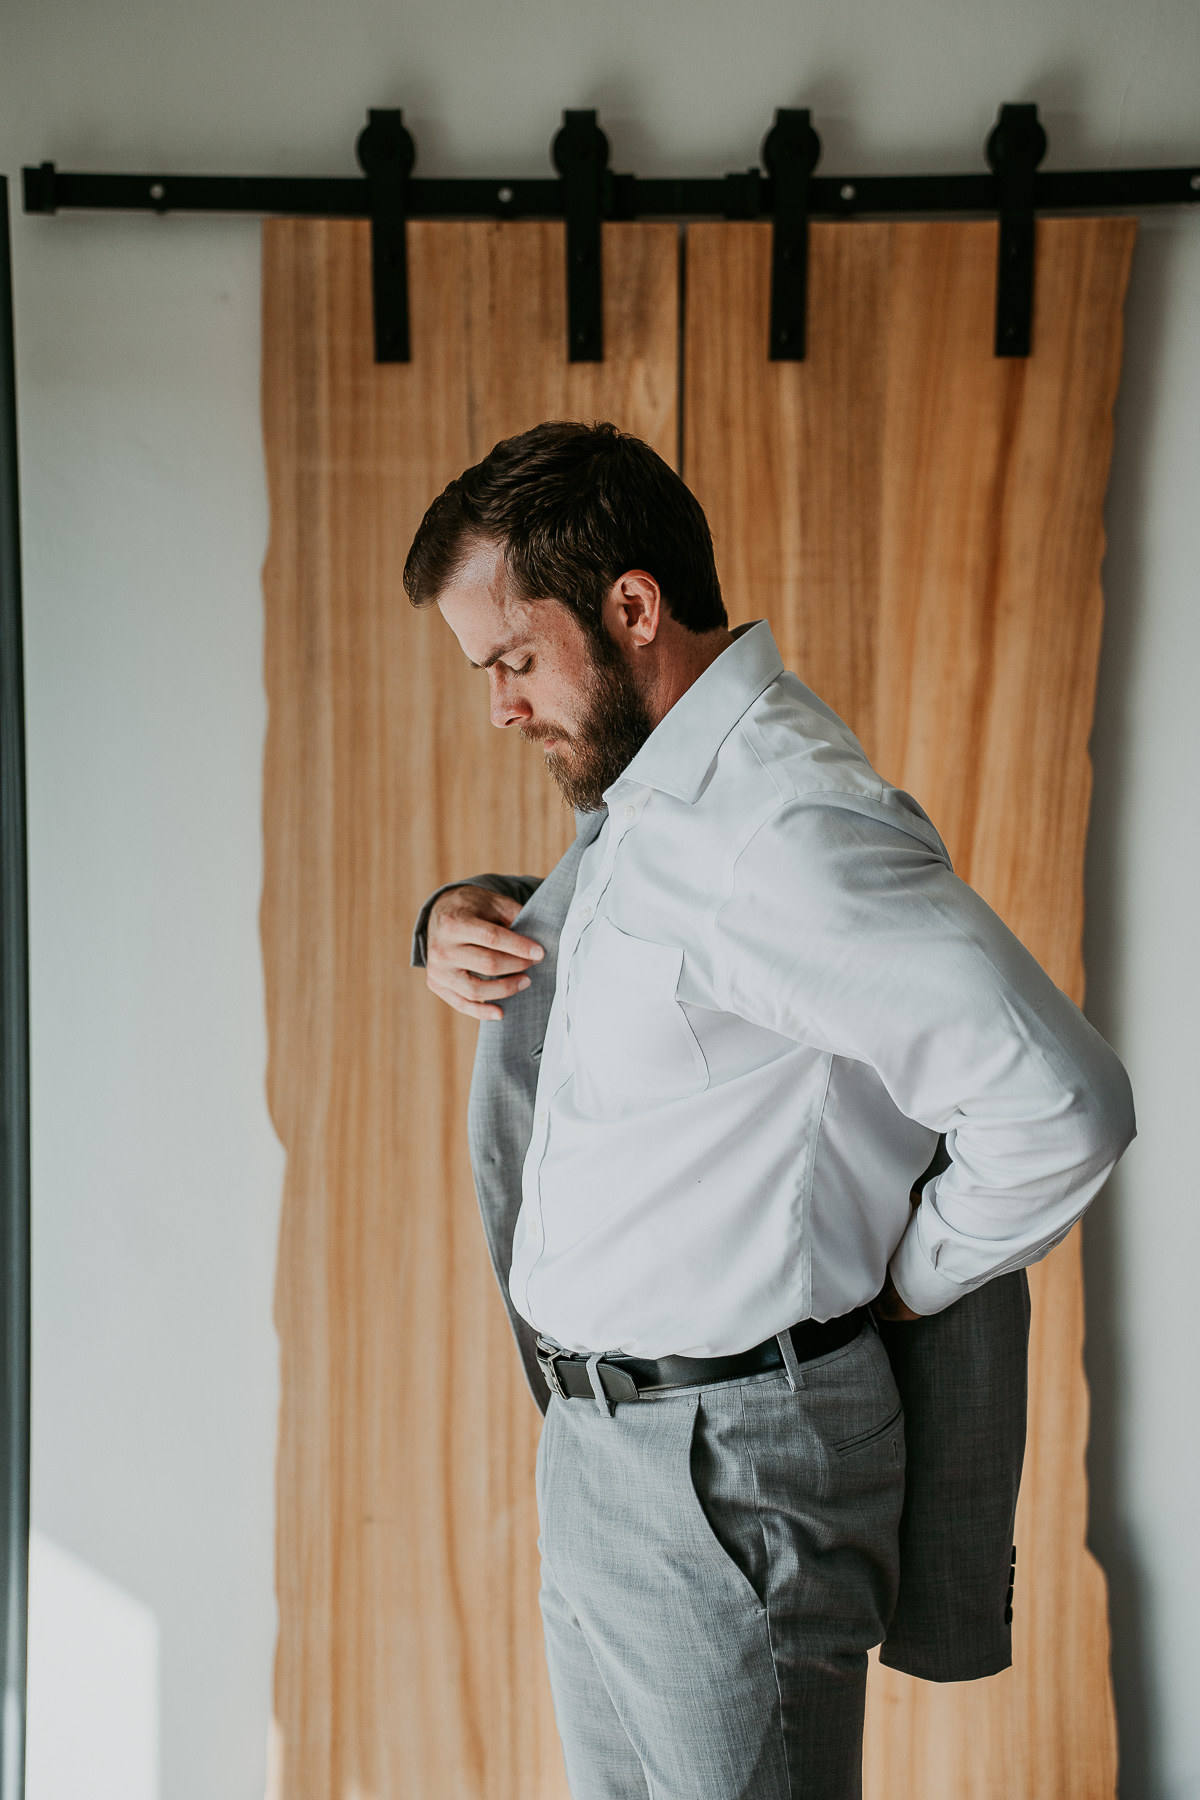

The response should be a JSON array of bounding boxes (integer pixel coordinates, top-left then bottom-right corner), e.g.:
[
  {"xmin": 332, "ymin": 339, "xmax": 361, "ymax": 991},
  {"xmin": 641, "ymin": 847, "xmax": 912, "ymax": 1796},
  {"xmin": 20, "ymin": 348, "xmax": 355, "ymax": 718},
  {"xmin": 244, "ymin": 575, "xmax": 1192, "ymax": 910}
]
[{"xmin": 641, "ymin": 624, "xmax": 735, "ymax": 730}]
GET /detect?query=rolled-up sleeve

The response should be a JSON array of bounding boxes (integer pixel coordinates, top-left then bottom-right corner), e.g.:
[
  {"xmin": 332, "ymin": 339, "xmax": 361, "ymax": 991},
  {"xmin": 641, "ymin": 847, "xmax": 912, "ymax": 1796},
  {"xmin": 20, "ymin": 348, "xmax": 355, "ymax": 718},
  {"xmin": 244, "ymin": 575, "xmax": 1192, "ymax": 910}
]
[{"xmin": 715, "ymin": 796, "xmax": 1135, "ymax": 1314}]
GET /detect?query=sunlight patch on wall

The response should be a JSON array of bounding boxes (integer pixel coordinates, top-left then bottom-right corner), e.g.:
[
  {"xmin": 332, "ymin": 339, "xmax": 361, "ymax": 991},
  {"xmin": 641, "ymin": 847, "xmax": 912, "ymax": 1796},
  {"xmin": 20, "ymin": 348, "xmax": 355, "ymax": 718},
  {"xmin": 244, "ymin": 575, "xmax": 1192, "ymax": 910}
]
[{"xmin": 26, "ymin": 1531, "xmax": 159, "ymax": 1800}]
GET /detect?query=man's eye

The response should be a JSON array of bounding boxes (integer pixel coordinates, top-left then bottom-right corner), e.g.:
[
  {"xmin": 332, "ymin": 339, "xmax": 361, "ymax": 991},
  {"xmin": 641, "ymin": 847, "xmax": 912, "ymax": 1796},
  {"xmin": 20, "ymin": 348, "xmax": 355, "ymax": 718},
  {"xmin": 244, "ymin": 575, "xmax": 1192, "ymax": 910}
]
[{"xmin": 507, "ymin": 657, "xmax": 533, "ymax": 674}]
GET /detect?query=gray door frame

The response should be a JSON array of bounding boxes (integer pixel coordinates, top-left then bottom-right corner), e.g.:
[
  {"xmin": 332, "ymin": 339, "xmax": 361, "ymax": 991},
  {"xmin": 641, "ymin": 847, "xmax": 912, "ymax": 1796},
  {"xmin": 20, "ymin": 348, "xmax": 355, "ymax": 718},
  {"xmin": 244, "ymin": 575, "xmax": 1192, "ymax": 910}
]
[{"xmin": 0, "ymin": 173, "xmax": 31, "ymax": 1800}]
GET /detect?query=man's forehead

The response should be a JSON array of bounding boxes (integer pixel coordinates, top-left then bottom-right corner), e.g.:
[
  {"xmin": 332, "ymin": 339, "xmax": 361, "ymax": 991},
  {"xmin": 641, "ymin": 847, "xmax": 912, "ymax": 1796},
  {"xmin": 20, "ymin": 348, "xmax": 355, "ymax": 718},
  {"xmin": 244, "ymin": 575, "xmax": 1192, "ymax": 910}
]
[
  {"xmin": 452, "ymin": 536, "xmax": 509, "ymax": 597},
  {"xmin": 436, "ymin": 542, "xmax": 536, "ymax": 665}
]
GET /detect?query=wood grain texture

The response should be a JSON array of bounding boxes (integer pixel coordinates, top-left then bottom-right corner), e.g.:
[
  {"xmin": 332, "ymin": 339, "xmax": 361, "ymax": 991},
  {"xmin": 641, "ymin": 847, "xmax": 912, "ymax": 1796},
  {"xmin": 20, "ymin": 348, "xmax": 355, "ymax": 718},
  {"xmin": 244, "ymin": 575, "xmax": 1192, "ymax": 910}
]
[
  {"xmin": 685, "ymin": 216, "xmax": 1136, "ymax": 1800},
  {"xmin": 260, "ymin": 219, "xmax": 677, "ymax": 1800}
]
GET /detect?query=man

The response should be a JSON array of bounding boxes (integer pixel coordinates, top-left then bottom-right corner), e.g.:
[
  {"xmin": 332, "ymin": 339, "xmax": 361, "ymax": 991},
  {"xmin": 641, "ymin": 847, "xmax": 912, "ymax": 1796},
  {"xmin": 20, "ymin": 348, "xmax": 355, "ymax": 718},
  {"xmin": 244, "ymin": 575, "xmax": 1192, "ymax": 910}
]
[{"xmin": 405, "ymin": 420, "xmax": 1134, "ymax": 1800}]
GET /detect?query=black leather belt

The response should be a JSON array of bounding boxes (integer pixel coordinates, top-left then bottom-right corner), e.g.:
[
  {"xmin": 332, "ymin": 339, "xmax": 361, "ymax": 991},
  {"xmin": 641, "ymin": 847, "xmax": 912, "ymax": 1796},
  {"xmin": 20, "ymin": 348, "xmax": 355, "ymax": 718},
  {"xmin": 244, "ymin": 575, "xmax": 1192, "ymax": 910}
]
[{"xmin": 537, "ymin": 1308, "xmax": 867, "ymax": 1407}]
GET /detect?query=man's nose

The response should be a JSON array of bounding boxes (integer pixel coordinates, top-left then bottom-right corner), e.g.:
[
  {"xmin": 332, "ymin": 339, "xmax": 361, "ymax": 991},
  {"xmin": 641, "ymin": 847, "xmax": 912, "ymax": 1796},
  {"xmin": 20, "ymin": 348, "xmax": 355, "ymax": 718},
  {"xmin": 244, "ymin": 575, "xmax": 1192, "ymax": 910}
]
[{"xmin": 488, "ymin": 671, "xmax": 531, "ymax": 730}]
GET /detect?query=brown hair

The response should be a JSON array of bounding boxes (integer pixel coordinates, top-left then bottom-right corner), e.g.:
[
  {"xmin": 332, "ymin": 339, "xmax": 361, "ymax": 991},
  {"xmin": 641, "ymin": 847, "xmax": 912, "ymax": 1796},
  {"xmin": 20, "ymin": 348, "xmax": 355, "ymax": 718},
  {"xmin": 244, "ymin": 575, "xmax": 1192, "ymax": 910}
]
[{"xmin": 403, "ymin": 420, "xmax": 726, "ymax": 637}]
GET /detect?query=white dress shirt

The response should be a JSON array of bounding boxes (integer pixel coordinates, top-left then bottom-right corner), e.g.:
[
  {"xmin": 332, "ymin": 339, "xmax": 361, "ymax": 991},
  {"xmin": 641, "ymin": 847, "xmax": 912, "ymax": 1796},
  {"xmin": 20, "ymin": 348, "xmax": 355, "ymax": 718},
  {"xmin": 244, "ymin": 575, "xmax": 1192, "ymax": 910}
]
[{"xmin": 508, "ymin": 622, "xmax": 1134, "ymax": 1359}]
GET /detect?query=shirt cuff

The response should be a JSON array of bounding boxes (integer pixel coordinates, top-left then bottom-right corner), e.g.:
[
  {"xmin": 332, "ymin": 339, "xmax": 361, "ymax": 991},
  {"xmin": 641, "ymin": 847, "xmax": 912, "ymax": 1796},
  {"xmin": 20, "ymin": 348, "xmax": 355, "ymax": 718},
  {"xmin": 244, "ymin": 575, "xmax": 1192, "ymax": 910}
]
[{"xmin": 887, "ymin": 1213, "xmax": 974, "ymax": 1316}]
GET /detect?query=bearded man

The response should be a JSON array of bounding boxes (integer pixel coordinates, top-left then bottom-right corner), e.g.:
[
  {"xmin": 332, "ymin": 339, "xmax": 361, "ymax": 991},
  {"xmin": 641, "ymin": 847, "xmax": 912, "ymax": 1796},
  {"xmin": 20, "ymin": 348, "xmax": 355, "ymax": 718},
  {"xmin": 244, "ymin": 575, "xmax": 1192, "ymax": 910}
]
[{"xmin": 404, "ymin": 420, "xmax": 1133, "ymax": 1800}]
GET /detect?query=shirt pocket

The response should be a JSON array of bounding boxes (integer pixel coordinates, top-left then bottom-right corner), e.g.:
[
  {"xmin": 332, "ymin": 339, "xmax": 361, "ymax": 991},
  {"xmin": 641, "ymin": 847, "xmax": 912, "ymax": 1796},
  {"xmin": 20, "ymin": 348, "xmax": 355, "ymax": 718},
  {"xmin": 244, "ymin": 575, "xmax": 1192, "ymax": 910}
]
[{"xmin": 571, "ymin": 916, "xmax": 709, "ymax": 1118}]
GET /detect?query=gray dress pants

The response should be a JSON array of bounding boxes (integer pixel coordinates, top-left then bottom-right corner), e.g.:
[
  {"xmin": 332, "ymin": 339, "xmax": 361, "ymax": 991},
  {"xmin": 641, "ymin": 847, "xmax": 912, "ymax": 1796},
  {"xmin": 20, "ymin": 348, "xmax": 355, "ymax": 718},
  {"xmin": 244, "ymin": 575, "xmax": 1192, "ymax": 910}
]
[{"xmin": 536, "ymin": 1323, "xmax": 904, "ymax": 1800}]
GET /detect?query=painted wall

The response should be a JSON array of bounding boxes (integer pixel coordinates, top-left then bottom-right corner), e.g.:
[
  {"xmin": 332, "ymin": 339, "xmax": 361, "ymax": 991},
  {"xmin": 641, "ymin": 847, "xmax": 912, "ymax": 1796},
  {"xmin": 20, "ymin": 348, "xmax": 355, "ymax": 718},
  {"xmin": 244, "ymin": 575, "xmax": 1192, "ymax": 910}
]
[{"xmin": 2, "ymin": 2, "xmax": 1197, "ymax": 1796}]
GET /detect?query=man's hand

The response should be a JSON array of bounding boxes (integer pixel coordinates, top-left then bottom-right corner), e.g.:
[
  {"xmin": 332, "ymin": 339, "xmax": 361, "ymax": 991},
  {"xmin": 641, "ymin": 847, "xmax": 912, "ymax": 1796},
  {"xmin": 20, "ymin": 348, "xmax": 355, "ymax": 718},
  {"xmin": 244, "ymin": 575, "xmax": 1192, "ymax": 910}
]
[
  {"xmin": 425, "ymin": 885, "xmax": 545, "ymax": 1022},
  {"xmin": 872, "ymin": 1269, "xmax": 921, "ymax": 1323},
  {"xmin": 873, "ymin": 1181, "xmax": 925, "ymax": 1322}
]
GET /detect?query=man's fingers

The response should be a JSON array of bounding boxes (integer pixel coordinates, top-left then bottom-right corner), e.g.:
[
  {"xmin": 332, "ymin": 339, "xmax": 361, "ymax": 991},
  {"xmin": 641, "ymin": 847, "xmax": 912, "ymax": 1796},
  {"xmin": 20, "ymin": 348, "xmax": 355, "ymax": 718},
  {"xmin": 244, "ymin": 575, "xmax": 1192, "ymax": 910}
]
[
  {"xmin": 432, "ymin": 891, "xmax": 543, "ymax": 958},
  {"xmin": 424, "ymin": 886, "xmax": 545, "ymax": 1019},
  {"xmin": 449, "ymin": 970, "xmax": 532, "ymax": 1002},
  {"xmin": 441, "ymin": 915, "xmax": 545, "ymax": 963},
  {"xmin": 426, "ymin": 967, "xmax": 531, "ymax": 1011},
  {"xmin": 426, "ymin": 976, "xmax": 506, "ymax": 1022},
  {"xmin": 428, "ymin": 942, "xmax": 535, "ymax": 979}
]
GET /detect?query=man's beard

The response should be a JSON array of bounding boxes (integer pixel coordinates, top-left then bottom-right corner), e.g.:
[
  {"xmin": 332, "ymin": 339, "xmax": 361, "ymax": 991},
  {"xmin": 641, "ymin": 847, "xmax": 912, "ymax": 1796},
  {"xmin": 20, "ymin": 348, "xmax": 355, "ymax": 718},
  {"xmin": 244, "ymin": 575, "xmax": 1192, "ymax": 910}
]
[{"xmin": 520, "ymin": 635, "xmax": 654, "ymax": 813}]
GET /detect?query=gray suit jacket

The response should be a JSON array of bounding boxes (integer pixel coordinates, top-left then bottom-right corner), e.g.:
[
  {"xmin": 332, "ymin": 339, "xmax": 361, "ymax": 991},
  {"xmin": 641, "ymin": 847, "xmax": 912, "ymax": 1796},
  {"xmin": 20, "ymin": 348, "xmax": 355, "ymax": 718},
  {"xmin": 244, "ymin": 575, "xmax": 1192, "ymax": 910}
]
[{"xmin": 413, "ymin": 815, "xmax": 1030, "ymax": 1682}]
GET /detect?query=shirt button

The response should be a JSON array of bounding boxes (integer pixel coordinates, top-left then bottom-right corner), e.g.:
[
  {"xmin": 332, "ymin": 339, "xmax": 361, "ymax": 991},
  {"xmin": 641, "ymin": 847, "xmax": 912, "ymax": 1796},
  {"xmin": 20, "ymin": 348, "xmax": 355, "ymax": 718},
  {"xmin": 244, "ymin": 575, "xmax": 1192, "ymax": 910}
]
[
  {"xmin": 536, "ymin": 1108, "xmax": 547, "ymax": 1124},
  {"xmin": 624, "ymin": 804, "xmax": 636, "ymax": 820},
  {"xmin": 580, "ymin": 903, "xmax": 592, "ymax": 919}
]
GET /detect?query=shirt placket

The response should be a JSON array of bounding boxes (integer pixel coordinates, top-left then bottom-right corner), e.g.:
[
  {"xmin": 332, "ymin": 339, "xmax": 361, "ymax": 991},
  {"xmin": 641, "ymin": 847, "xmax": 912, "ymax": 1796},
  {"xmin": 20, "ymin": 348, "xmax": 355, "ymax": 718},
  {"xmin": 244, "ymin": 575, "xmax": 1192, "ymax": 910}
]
[{"xmin": 518, "ymin": 788, "xmax": 650, "ymax": 1300}]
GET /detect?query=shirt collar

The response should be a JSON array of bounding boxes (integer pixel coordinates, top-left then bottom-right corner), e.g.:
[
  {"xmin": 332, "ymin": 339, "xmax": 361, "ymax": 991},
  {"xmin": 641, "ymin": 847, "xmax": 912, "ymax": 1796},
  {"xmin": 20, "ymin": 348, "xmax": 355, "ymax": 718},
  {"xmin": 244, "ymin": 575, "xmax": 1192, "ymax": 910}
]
[{"xmin": 605, "ymin": 621, "xmax": 784, "ymax": 806}]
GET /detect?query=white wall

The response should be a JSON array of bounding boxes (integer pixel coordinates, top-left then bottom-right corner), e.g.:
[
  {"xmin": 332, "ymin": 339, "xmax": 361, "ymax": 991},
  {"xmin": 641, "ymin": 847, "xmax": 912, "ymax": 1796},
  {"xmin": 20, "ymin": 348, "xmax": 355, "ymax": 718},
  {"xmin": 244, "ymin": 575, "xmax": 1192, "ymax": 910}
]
[
  {"xmin": 1084, "ymin": 210, "xmax": 1200, "ymax": 1800},
  {"xmin": 26, "ymin": 1532, "xmax": 158, "ymax": 1800},
  {"xmin": 2, "ymin": 2, "xmax": 1197, "ymax": 1797}
]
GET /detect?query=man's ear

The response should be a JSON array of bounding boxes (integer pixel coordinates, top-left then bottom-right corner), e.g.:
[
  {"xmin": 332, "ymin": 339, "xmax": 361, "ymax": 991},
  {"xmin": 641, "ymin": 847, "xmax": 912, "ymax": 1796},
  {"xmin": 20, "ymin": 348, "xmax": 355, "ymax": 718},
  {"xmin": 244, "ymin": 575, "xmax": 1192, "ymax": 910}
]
[{"xmin": 607, "ymin": 571, "xmax": 662, "ymax": 647}]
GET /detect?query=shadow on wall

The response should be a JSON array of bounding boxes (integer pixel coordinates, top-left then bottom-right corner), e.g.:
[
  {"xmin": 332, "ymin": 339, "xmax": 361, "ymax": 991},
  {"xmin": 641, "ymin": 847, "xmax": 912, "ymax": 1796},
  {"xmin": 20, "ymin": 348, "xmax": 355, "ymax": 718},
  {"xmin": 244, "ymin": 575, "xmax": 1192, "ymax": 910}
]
[
  {"xmin": 26, "ymin": 1532, "xmax": 159, "ymax": 1800},
  {"xmin": 1083, "ymin": 220, "xmax": 1174, "ymax": 1800}
]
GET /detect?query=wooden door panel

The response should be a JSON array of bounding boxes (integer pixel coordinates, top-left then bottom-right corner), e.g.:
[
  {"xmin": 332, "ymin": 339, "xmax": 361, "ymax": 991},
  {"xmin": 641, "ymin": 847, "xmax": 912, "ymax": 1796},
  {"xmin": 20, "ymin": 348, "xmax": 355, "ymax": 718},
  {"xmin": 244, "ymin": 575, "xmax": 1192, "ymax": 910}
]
[
  {"xmin": 261, "ymin": 218, "xmax": 678, "ymax": 1800},
  {"xmin": 263, "ymin": 208, "xmax": 1134, "ymax": 1799},
  {"xmin": 684, "ymin": 215, "xmax": 1136, "ymax": 1800}
]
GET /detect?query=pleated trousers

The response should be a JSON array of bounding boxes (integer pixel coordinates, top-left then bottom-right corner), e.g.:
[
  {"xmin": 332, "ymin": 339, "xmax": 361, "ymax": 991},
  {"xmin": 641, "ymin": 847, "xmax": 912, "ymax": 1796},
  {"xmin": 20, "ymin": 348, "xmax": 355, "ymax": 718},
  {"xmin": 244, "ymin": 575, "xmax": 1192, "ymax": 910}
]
[{"xmin": 536, "ymin": 1322, "xmax": 905, "ymax": 1800}]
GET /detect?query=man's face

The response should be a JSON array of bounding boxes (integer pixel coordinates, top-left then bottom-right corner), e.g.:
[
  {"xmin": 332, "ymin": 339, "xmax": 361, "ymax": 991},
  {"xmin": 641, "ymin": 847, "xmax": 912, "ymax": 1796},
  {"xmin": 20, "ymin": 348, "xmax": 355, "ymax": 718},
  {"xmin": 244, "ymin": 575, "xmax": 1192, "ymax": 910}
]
[{"xmin": 436, "ymin": 538, "xmax": 652, "ymax": 811}]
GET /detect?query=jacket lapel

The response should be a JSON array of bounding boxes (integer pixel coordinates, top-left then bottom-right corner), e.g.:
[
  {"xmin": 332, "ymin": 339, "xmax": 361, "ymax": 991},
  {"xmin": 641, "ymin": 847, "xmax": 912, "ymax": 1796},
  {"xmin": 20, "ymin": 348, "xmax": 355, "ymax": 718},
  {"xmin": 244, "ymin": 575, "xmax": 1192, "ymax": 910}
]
[{"xmin": 466, "ymin": 812, "xmax": 604, "ymax": 1409}]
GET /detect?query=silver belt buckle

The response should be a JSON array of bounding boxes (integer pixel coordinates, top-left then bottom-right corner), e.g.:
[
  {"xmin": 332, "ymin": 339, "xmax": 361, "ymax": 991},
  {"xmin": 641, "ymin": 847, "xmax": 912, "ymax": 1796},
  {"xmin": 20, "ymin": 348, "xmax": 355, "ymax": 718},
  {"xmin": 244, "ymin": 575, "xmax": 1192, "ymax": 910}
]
[{"xmin": 538, "ymin": 1341, "xmax": 569, "ymax": 1401}]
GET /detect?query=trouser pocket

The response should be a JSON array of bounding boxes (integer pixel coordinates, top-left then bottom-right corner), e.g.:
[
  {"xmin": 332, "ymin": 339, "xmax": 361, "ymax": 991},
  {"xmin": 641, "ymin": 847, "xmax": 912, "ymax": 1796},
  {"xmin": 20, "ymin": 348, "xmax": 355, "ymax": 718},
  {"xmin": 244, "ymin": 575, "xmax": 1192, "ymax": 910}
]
[{"xmin": 834, "ymin": 1401, "xmax": 904, "ymax": 1459}]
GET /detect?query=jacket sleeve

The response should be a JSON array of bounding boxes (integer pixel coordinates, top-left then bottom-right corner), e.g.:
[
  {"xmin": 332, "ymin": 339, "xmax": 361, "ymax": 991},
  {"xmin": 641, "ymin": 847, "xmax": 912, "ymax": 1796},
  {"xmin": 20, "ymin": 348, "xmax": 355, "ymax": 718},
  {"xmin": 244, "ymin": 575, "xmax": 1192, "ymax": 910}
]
[
  {"xmin": 715, "ymin": 797, "xmax": 1135, "ymax": 1314},
  {"xmin": 410, "ymin": 875, "xmax": 544, "ymax": 969}
]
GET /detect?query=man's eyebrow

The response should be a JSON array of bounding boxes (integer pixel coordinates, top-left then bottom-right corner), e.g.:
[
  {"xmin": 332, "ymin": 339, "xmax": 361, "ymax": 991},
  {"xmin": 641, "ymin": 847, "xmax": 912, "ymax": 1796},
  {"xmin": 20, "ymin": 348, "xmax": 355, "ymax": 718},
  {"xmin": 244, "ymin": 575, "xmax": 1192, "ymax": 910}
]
[{"xmin": 469, "ymin": 640, "xmax": 528, "ymax": 671}]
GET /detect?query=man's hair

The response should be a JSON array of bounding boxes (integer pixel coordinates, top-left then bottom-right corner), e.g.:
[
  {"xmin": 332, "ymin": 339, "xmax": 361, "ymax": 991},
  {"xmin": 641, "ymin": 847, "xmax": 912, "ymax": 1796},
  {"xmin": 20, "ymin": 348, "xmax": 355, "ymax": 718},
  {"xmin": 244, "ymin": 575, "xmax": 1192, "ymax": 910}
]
[{"xmin": 403, "ymin": 420, "xmax": 727, "ymax": 636}]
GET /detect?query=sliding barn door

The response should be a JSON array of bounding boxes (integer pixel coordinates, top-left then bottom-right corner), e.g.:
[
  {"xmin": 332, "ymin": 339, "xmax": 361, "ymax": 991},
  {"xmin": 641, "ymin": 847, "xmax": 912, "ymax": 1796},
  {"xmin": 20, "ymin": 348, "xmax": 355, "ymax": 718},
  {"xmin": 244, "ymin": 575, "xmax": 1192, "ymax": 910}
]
[
  {"xmin": 685, "ymin": 216, "xmax": 1136, "ymax": 1800},
  {"xmin": 261, "ymin": 219, "xmax": 677, "ymax": 1800},
  {"xmin": 262, "ymin": 212, "xmax": 1133, "ymax": 1799}
]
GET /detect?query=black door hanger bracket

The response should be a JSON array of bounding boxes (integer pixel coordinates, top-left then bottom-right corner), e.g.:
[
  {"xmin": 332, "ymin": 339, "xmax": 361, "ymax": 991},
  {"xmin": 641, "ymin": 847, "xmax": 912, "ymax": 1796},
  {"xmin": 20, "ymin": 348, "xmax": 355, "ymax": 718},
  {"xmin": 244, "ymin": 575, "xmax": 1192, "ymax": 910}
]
[
  {"xmin": 763, "ymin": 108, "xmax": 822, "ymax": 362},
  {"xmin": 23, "ymin": 105, "xmax": 1199, "ymax": 367},
  {"xmin": 356, "ymin": 108, "xmax": 415, "ymax": 363},
  {"xmin": 553, "ymin": 110, "xmax": 609, "ymax": 363},
  {"xmin": 987, "ymin": 104, "xmax": 1048, "ymax": 358}
]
